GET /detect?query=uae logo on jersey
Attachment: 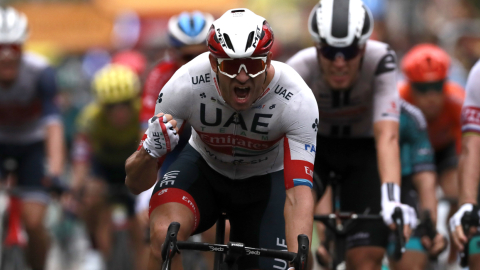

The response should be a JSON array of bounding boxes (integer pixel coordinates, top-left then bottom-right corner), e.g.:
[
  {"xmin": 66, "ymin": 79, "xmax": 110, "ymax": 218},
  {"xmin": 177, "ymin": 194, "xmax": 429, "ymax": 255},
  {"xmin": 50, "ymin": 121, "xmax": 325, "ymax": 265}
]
[{"xmin": 312, "ymin": 118, "xmax": 318, "ymax": 132}]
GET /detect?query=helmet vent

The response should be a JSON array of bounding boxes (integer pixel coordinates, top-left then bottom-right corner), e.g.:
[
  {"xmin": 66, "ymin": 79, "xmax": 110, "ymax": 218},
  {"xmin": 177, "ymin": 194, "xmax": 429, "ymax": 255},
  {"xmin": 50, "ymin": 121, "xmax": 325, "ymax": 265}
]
[
  {"xmin": 310, "ymin": 10, "xmax": 319, "ymax": 35},
  {"xmin": 245, "ymin": 31, "xmax": 254, "ymax": 52},
  {"xmin": 361, "ymin": 7, "xmax": 370, "ymax": 35},
  {"xmin": 223, "ymin": 33, "xmax": 235, "ymax": 52},
  {"xmin": 263, "ymin": 39, "xmax": 272, "ymax": 48},
  {"xmin": 331, "ymin": 0, "xmax": 350, "ymax": 38},
  {"xmin": 208, "ymin": 44, "xmax": 218, "ymax": 52}
]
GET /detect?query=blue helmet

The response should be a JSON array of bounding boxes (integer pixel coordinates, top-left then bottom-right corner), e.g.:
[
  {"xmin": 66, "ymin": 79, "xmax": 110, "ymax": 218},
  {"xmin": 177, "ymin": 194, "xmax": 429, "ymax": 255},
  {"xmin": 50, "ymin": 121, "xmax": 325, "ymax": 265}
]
[{"xmin": 168, "ymin": 11, "xmax": 214, "ymax": 47}]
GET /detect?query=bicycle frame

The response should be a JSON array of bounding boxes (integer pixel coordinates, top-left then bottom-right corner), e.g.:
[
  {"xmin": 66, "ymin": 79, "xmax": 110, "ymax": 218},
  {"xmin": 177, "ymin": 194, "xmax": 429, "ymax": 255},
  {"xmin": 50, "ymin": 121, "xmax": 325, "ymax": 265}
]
[{"xmin": 315, "ymin": 173, "xmax": 405, "ymax": 269}]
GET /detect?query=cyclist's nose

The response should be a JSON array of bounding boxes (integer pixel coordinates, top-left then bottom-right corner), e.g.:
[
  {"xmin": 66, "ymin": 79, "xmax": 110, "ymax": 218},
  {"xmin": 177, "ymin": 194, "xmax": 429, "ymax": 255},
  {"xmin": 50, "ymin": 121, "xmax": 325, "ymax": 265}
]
[
  {"xmin": 332, "ymin": 55, "xmax": 347, "ymax": 67},
  {"xmin": 235, "ymin": 68, "xmax": 249, "ymax": 83}
]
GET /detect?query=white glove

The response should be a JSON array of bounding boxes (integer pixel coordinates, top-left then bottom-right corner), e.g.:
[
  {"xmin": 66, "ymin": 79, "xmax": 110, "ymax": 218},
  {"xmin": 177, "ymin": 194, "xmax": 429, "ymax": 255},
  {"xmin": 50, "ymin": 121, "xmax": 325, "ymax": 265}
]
[
  {"xmin": 449, "ymin": 203, "xmax": 474, "ymax": 233},
  {"xmin": 142, "ymin": 115, "xmax": 179, "ymax": 158},
  {"xmin": 381, "ymin": 183, "xmax": 418, "ymax": 229}
]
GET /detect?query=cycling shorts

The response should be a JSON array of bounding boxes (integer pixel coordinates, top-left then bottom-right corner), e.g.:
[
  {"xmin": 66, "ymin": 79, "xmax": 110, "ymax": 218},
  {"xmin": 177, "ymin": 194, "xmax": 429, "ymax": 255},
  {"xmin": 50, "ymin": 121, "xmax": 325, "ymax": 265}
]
[
  {"xmin": 0, "ymin": 141, "xmax": 49, "ymax": 204},
  {"xmin": 150, "ymin": 143, "xmax": 289, "ymax": 270},
  {"xmin": 314, "ymin": 136, "xmax": 389, "ymax": 249},
  {"xmin": 434, "ymin": 142, "xmax": 458, "ymax": 175}
]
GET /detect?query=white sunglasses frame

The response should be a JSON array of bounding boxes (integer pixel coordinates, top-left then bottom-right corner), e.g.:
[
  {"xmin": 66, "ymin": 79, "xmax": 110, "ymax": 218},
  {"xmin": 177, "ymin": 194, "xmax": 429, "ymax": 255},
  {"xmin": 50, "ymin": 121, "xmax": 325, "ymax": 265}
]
[{"xmin": 216, "ymin": 56, "xmax": 268, "ymax": 78}]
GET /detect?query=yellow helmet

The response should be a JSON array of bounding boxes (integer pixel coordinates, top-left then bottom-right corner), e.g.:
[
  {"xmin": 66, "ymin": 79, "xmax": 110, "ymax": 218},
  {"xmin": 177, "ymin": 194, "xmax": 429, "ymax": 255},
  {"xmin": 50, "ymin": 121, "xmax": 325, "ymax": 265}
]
[{"xmin": 92, "ymin": 64, "xmax": 140, "ymax": 104}]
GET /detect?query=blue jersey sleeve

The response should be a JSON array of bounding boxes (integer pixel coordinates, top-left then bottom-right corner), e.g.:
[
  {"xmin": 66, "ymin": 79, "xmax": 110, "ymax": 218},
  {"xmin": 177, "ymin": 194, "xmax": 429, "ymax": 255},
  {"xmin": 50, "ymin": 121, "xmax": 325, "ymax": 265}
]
[
  {"xmin": 37, "ymin": 67, "xmax": 60, "ymax": 119},
  {"xmin": 399, "ymin": 102, "xmax": 435, "ymax": 177}
]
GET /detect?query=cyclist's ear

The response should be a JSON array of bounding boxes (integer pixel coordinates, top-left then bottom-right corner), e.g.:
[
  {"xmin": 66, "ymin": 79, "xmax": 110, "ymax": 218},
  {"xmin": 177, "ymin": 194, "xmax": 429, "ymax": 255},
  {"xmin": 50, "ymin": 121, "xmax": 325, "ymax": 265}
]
[{"xmin": 209, "ymin": 54, "xmax": 218, "ymax": 73}]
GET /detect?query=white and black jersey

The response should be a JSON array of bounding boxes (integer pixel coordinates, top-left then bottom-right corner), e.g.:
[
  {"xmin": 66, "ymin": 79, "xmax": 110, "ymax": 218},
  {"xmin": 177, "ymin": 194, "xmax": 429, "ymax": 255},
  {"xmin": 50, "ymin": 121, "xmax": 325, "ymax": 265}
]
[{"xmin": 286, "ymin": 40, "xmax": 399, "ymax": 138}]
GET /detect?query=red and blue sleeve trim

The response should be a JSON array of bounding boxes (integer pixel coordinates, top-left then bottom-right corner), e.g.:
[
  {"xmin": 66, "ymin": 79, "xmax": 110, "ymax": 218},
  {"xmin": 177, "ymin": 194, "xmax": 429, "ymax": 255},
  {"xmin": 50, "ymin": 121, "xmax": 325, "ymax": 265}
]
[{"xmin": 283, "ymin": 137, "xmax": 314, "ymax": 190}]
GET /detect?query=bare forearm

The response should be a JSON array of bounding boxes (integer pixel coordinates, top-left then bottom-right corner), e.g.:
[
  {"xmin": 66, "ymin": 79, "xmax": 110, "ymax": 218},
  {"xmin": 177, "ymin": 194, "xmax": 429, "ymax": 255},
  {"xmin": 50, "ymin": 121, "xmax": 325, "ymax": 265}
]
[
  {"xmin": 284, "ymin": 187, "xmax": 314, "ymax": 253},
  {"xmin": 125, "ymin": 148, "xmax": 158, "ymax": 194},
  {"xmin": 376, "ymin": 131, "xmax": 401, "ymax": 185},
  {"xmin": 412, "ymin": 171, "xmax": 438, "ymax": 222},
  {"xmin": 72, "ymin": 162, "xmax": 89, "ymax": 191},
  {"xmin": 46, "ymin": 122, "xmax": 65, "ymax": 176},
  {"xmin": 314, "ymin": 186, "xmax": 332, "ymax": 243},
  {"xmin": 458, "ymin": 135, "xmax": 480, "ymax": 205}
]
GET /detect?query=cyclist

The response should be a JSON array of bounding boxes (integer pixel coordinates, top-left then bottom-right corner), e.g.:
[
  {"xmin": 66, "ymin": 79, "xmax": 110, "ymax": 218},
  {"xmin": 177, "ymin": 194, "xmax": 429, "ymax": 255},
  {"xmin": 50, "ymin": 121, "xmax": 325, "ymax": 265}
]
[
  {"xmin": 450, "ymin": 60, "xmax": 480, "ymax": 269},
  {"xmin": 399, "ymin": 44, "xmax": 465, "ymax": 265},
  {"xmin": 287, "ymin": 0, "xmax": 417, "ymax": 268},
  {"xmin": 126, "ymin": 8, "xmax": 319, "ymax": 270},
  {"xmin": 0, "ymin": 7, "xmax": 64, "ymax": 270},
  {"xmin": 390, "ymin": 100, "xmax": 446, "ymax": 270},
  {"xmin": 71, "ymin": 64, "xmax": 145, "ymax": 269},
  {"xmin": 313, "ymin": 100, "xmax": 445, "ymax": 269},
  {"xmin": 399, "ymin": 43, "xmax": 464, "ymax": 207}
]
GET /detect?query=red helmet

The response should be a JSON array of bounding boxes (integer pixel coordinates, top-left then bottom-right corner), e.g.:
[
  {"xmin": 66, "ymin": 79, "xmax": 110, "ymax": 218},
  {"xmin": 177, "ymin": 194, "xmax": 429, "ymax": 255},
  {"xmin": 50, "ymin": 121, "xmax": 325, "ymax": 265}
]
[
  {"xmin": 206, "ymin": 8, "xmax": 274, "ymax": 58},
  {"xmin": 111, "ymin": 50, "xmax": 147, "ymax": 75},
  {"xmin": 401, "ymin": 44, "xmax": 450, "ymax": 83}
]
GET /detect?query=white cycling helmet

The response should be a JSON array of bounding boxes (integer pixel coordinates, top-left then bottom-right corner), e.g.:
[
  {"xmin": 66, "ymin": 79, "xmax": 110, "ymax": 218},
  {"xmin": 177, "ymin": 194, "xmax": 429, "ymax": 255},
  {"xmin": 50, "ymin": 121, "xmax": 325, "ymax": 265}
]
[
  {"xmin": 0, "ymin": 7, "xmax": 28, "ymax": 44},
  {"xmin": 308, "ymin": 0, "xmax": 373, "ymax": 47},
  {"xmin": 206, "ymin": 8, "xmax": 274, "ymax": 58},
  {"xmin": 168, "ymin": 11, "xmax": 214, "ymax": 47}
]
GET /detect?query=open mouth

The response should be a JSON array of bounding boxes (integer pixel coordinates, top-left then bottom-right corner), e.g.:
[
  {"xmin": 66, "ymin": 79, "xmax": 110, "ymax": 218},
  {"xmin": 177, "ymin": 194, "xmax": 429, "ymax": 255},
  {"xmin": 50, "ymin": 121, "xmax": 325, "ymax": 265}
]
[{"xmin": 234, "ymin": 86, "xmax": 250, "ymax": 103}]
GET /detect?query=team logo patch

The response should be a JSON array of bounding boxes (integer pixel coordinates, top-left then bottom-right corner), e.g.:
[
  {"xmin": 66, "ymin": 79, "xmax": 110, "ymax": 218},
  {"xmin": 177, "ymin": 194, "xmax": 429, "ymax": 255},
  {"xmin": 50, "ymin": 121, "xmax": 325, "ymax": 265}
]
[
  {"xmin": 200, "ymin": 93, "xmax": 206, "ymax": 98},
  {"xmin": 158, "ymin": 93, "xmax": 163, "ymax": 103}
]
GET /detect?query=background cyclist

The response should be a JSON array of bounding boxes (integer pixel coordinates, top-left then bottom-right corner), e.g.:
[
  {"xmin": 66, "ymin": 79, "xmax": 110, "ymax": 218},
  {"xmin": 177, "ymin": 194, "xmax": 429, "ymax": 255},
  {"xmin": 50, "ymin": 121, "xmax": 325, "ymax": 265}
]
[
  {"xmin": 71, "ymin": 65, "xmax": 146, "ymax": 270},
  {"xmin": 398, "ymin": 43, "xmax": 465, "ymax": 265},
  {"xmin": 0, "ymin": 7, "xmax": 65, "ymax": 270},
  {"xmin": 287, "ymin": 0, "xmax": 417, "ymax": 269},
  {"xmin": 389, "ymin": 99, "xmax": 446, "ymax": 270},
  {"xmin": 450, "ymin": 59, "xmax": 480, "ymax": 270}
]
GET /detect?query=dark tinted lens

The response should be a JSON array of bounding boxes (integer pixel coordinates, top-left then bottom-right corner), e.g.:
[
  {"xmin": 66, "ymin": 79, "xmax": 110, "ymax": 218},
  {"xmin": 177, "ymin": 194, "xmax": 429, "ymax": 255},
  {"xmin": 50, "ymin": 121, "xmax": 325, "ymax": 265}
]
[
  {"xmin": 318, "ymin": 44, "xmax": 361, "ymax": 61},
  {"xmin": 412, "ymin": 80, "xmax": 445, "ymax": 93},
  {"xmin": 219, "ymin": 58, "xmax": 265, "ymax": 76}
]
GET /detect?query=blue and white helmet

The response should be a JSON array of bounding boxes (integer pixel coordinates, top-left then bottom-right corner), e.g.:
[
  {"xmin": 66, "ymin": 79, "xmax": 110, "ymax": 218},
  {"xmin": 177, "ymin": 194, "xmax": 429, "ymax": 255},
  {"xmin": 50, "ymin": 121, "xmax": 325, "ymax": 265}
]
[
  {"xmin": 308, "ymin": 0, "xmax": 373, "ymax": 47},
  {"xmin": 0, "ymin": 7, "xmax": 28, "ymax": 44},
  {"xmin": 168, "ymin": 11, "xmax": 214, "ymax": 47}
]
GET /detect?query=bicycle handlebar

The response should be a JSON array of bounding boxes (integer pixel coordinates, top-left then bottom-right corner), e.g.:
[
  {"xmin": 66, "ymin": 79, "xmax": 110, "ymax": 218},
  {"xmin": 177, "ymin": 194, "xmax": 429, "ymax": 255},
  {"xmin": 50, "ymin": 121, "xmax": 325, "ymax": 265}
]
[
  {"xmin": 392, "ymin": 207, "xmax": 405, "ymax": 261},
  {"xmin": 314, "ymin": 207, "xmax": 405, "ymax": 261},
  {"xmin": 161, "ymin": 222, "xmax": 309, "ymax": 270}
]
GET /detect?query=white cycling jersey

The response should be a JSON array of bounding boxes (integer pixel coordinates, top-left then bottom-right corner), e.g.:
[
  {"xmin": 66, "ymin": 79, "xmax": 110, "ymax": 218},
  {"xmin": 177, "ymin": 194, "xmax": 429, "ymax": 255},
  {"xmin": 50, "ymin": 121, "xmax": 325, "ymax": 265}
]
[
  {"xmin": 462, "ymin": 60, "xmax": 480, "ymax": 134},
  {"xmin": 153, "ymin": 52, "xmax": 319, "ymax": 188},
  {"xmin": 286, "ymin": 40, "xmax": 399, "ymax": 137}
]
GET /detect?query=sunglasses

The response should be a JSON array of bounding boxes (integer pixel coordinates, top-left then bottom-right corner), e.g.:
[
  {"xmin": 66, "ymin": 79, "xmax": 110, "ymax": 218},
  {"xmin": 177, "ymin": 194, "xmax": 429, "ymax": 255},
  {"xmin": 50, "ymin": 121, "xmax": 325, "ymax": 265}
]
[
  {"xmin": 411, "ymin": 80, "xmax": 444, "ymax": 93},
  {"xmin": 0, "ymin": 44, "xmax": 21, "ymax": 60},
  {"xmin": 316, "ymin": 43, "xmax": 362, "ymax": 61},
  {"xmin": 217, "ymin": 57, "xmax": 267, "ymax": 78}
]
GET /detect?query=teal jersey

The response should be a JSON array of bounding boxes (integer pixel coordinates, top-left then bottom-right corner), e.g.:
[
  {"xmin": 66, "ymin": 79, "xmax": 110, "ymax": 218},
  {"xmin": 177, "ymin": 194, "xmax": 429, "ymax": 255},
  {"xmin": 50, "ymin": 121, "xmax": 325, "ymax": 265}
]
[{"xmin": 399, "ymin": 100, "xmax": 435, "ymax": 176}]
